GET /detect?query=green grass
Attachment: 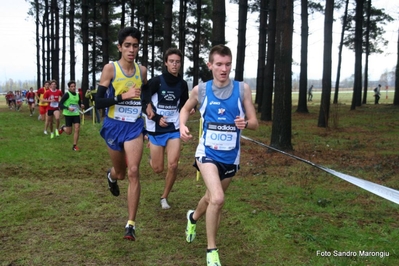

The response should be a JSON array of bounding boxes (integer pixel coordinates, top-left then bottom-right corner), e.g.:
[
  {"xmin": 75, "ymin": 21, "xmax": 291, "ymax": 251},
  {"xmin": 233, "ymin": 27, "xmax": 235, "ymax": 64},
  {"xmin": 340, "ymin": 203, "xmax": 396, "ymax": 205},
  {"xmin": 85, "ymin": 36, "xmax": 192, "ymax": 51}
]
[{"xmin": 1, "ymin": 93, "xmax": 399, "ymax": 266}]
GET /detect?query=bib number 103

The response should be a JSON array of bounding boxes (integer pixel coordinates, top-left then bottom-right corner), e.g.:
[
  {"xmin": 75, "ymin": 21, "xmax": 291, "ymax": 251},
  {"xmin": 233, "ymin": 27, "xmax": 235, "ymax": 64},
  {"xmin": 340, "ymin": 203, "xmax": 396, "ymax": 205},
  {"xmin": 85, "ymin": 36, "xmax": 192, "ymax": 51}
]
[{"xmin": 209, "ymin": 132, "xmax": 233, "ymax": 141}]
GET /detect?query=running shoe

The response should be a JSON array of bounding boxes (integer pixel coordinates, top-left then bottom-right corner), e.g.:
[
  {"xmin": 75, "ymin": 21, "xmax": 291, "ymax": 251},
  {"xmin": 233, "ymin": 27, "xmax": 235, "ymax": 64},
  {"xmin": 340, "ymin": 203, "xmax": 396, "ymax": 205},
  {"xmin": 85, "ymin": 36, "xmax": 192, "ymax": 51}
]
[
  {"xmin": 55, "ymin": 129, "xmax": 59, "ymax": 137},
  {"xmin": 123, "ymin": 225, "xmax": 136, "ymax": 241},
  {"xmin": 58, "ymin": 125, "xmax": 65, "ymax": 135},
  {"xmin": 107, "ymin": 169, "xmax": 120, "ymax": 196},
  {"xmin": 50, "ymin": 132, "xmax": 54, "ymax": 139},
  {"xmin": 185, "ymin": 210, "xmax": 196, "ymax": 243},
  {"xmin": 44, "ymin": 130, "xmax": 48, "ymax": 135},
  {"xmin": 72, "ymin": 145, "xmax": 80, "ymax": 151},
  {"xmin": 160, "ymin": 198, "xmax": 171, "ymax": 209},
  {"xmin": 207, "ymin": 249, "xmax": 221, "ymax": 266}
]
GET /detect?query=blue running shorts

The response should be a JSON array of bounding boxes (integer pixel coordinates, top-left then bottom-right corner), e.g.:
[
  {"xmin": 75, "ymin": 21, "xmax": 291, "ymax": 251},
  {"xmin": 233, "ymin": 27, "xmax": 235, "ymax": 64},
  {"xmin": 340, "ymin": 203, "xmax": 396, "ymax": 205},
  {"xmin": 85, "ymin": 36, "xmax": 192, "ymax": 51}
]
[
  {"xmin": 100, "ymin": 117, "xmax": 144, "ymax": 151},
  {"xmin": 148, "ymin": 131, "xmax": 180, "ymax": 147}
]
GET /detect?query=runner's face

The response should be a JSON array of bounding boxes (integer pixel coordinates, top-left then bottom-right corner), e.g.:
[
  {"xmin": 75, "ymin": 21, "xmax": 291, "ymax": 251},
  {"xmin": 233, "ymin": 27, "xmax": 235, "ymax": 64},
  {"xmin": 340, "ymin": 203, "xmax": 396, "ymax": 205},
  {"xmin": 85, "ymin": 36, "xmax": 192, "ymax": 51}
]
[
  {"xmin": 118, "ymin": 36, "xmax": 139, "ymax": 63},
  {"xmin": 50, "ymin": 82, "xmax": 57, "ymax": 91},
  {"xmin": 207, "ymin": 54, "xmax": 232, "ymax": 83},
  {"xmin": 165, "ymin": 54, "xmax": 181, "ymax": 76},
  {"xmin": 44, "ymin": 82, "xmax": 50, "ymax": 89},
  {"xmin": 69, "ymin": 83, "xmax": 76, "ymax": 91}
]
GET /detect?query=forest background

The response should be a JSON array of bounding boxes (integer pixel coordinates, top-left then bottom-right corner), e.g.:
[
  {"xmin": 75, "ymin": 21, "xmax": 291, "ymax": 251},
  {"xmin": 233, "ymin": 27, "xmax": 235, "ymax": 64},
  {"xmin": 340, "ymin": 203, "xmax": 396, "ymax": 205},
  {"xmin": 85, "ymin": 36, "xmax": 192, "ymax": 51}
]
[
  {"xmin": 0, "ymin": 0, "xmax": 398, "ymax": 149},
  {"xmin": 0, "ymin": 0, "xmax": 397, "ymax": 90}
]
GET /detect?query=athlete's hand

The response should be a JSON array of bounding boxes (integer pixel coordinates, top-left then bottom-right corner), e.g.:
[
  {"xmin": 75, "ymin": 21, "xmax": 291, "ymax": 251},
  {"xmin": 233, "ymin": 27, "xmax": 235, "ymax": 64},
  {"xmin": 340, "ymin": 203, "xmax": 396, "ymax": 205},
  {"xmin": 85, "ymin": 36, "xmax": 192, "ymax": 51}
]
[
  {"xmin": 146, "ymin": 104, "xmax": 155, "ymax": 120},
  {"xmin": 126, "ymin": 84, "xmax": 141, "ymax": 99},
  {"xmin": 234, "ymin": 116, "xmax": 246, "ymax": 130},
  {"xmin": 180, "ymin": 125, "xmax": 192, "ymax": 142},
  {"xmin": 159, "ymin": 116, "xmax": 168, "ymax": 127}
]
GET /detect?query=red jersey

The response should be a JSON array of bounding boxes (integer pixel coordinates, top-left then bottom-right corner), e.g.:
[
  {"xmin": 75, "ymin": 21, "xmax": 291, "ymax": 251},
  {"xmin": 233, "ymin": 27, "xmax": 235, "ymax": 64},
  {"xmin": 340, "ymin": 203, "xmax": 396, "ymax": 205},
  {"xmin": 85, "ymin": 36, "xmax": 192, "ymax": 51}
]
[
  {"xmin": 26, "ymin": 91, "xmax": 36, "ymax": 103},
  {"xmin": 43, "ymin": 89, "xmax": 63, "ymax": 110}
]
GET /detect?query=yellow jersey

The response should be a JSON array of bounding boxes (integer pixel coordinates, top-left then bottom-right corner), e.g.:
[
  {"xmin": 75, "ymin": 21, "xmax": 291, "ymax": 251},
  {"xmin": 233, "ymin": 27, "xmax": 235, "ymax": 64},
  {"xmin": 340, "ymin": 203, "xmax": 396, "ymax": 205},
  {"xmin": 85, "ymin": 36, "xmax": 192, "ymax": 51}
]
[{"xmin": 107, "ymin": 61, "xmax": 142, "ymax": 122}]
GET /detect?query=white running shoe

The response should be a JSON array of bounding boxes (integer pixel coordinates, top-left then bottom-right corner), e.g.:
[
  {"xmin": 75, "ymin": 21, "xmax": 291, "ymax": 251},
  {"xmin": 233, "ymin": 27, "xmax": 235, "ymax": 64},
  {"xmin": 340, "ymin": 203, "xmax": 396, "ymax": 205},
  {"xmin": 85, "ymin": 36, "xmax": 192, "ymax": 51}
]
[
  {"xmin": 44, "ymin": 130, "xmax": 48, "ymax": 135},
  {"xmin": 160, "ymin": 198, "xmax": 171, "ymax": 209}
]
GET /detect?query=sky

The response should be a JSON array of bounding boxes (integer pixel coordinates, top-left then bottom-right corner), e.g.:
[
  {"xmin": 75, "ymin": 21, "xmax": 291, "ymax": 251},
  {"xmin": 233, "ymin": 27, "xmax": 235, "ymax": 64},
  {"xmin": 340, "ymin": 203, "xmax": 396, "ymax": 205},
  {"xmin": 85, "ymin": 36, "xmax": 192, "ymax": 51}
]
[
  {"xmin": 0, "ymin": 0, "xmax": 398, "ymax": 87},
  {"xmin": 225, "ymin": 0, "xmax": 399, "ymax": 81}
]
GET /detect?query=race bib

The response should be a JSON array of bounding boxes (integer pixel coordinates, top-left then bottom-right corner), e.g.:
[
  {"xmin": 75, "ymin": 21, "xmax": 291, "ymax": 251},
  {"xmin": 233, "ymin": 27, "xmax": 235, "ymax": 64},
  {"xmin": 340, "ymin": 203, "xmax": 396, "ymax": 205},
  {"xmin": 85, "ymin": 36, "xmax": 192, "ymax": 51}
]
[
  {"xmin": 50, "ymin": 101, "xmax": 59, "ymax": 108},
  {"xmin": 114, "ymin": 104, "xmax": 141, "ymax": 122},
  {"xmin": 70, "ymin": 104, "xmax": 80, "ymax": 114},
  {"xmin": 158, "ymin": 108, "xmax": 178, "ymax": 123},
  {"xmin": 205, "ymin": 122, "xmax": 237, "ymax": 151}
]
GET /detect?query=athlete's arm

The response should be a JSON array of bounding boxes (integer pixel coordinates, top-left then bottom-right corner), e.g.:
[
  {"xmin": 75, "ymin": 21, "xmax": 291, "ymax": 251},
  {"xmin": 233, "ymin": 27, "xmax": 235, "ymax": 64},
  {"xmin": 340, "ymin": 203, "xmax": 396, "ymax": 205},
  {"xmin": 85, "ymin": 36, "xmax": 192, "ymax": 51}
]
[
  {"xmin": 241, "ymin": 83, "xmax": 258, "ymax": 130},
  {"xmin": 41, "ymin": 91, "xmax": 50, "ymax": 103},
  {"xmin": 141, "ymin": 76, "xmax": 158, "ymax": 119},
  {"xmin": 59, "ymin": 93, "xmax": 70, "ymax": 110},
  {"xmin": 179, "ymin": 85, "xmax": 199, "ymax": 142},
  {"xmin": 178, "ymin": 81, "xmax": 189, "ymax": 111},
  {"xmin": 95, "ymin": 63, "xmax": 118, "ymax": 109}
]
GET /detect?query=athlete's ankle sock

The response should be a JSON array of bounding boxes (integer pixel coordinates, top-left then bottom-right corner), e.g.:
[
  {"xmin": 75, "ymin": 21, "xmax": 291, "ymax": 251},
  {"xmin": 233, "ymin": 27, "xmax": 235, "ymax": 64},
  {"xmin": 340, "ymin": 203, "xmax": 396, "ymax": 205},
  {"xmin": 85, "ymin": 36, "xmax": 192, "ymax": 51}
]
[
  {"xmin": 126, "ymin": 220, "xmax": 135, "ymax": 228},
  {"xmin": 107, "ymin": 171, "xmax": 116, "ymax": 183},
  {"xmin": 189, "ymin": 212, "xmax": 197, "ymax": 224}
]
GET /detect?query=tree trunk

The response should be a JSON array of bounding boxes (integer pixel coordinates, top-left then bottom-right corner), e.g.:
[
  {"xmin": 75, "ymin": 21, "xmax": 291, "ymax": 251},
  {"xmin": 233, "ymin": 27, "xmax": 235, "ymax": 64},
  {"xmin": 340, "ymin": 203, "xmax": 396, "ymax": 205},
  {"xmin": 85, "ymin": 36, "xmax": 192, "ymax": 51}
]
[
  {"xmin": 46, "ymin": 0, "xmax": 51, "ymax": 81},
  {"xmin": 333, "ymin": 0, "xmax": 349, "ymax": 104},
  {"xmin": 317, "ymin": 0, "xmax": 334, "ymax": 128},
  {"xmin": 35, "ymin": 0, "xmax": 41, "ymax": 90},
  {"xmin": 296, "ymin": 0, "xmax": 309, "ymax": 113},
  {"xmin": 254, "ymin": 0, "xmax": 267, "ymax": 111},
  {"xmin": 394, "ymin": 27, "xmax": 399, "ymax": 105},
  {"xmin": 143, "ymin": 0, "xmax": 150, "ymax": 71},
  {"xmin": 261, "ymin": 0, "xmax": 276, "ymax": 121},
  {"xmin": 82, "ymin": 0, "xmax": 89, "ymax": 96},
  {"xmin": 362, "ymin": 0, "xmax": 371, "ymax": 104},
  {"xmin": 179, "ymin": 0, "xmax": 188, "ymax": 76},
  {"xmin": 212, "ymin": 0, "xmax": 225, "ymax": 46},
  {"xmin": 51, "ymin": 0, "xmax": 60, "ymax": 83},
  {"xmin": 234, "ymin": 0, "xmax": 248, "ymax": 81},
  {"xmin": 350, "ymin": 0, "xmax": 364, "ymax": 110},
  {"xmin": 41, "ymin": 7, "xmax": 46, "ymax": 84},
  {"xmin": 61, "ymin": 0, "xmax": 67, "ymax": 93},
  {"xmin": 101, "ymin": 1, "xmax": 110, "ymax": 69},
  {"xmin": 121, "ymin": 0, "xmax": 126, "ymax": 28},
  {"xmin": 270, "ymin": 0, "xmax": 293, "ymax": 151},
  {"xmin": 130, "ymin": 0, "xmax": 135, "ymax": 26},
  {"xmin": 69, "ymin": 0, "xmax": 76, "ymax": 81},
  {"xmin": 163, "ymin": 0, "xmax": 173, "ymax": 72},
  {"xmin": 192, "ymin": 0, "xmax": 202, "ymax": 87},
  {"xmin": 91, "ymin": 0, "xmax": 97, "ymax": 87}
]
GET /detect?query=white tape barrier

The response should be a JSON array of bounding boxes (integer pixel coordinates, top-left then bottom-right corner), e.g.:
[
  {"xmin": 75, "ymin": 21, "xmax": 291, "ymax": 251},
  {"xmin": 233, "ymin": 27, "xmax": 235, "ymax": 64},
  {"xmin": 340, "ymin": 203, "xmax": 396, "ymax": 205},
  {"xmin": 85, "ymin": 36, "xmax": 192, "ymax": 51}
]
[
  {"xmin": 78, "ymin": 106, "xmax": 93, "ymax": 114},
  {"xmin": 241, "ymin": 135, "xmax": 399, "ymax": 205}
]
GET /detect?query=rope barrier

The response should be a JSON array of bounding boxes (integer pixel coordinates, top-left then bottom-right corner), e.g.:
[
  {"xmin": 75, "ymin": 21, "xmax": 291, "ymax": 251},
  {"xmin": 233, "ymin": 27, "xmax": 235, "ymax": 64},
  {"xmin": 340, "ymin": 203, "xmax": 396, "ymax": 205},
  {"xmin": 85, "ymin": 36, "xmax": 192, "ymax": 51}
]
[{"xmin": 241, "ymin": 135, "xmax": 399, "ymax": 205}]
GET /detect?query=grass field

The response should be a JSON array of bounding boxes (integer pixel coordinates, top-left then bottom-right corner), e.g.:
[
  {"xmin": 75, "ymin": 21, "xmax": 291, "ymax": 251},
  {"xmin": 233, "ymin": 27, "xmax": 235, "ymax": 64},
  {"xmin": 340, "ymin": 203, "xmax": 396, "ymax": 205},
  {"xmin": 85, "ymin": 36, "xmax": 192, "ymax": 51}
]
[{"xmin": 1, "ymin": 91, "xmax": 399, "ymax": 266}]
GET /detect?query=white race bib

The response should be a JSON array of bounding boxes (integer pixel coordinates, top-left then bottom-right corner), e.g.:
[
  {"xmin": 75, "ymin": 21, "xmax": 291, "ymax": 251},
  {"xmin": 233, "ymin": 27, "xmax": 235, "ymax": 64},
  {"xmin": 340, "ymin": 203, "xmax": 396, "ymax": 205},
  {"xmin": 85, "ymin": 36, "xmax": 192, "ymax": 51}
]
[
  {"xmin": 205, "ymin": 123, "xmax": 237, "ymax": 151},
  {"xmin": 114, "ymin": 104, "xmax": 141, "ymax": 122}
]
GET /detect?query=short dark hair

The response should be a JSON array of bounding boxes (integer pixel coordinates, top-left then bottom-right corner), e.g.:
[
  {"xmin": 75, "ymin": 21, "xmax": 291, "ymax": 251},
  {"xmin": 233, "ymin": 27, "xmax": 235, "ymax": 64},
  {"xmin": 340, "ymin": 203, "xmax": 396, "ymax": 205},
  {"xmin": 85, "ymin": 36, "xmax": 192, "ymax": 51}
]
[
  {"xmin": 67, "ymin": 80, "xmax": 76, "ymax": 88},
  {"xmin": 164, "ymin": 48, "xmax": 183, "ymax": 63},
  {"xmin": 209, "ymin": 45, "xmax": 232, "ymax": 63},
  {"xmin": 118, "ymin": 27, "xmax": 141, "ymax": 45}
]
